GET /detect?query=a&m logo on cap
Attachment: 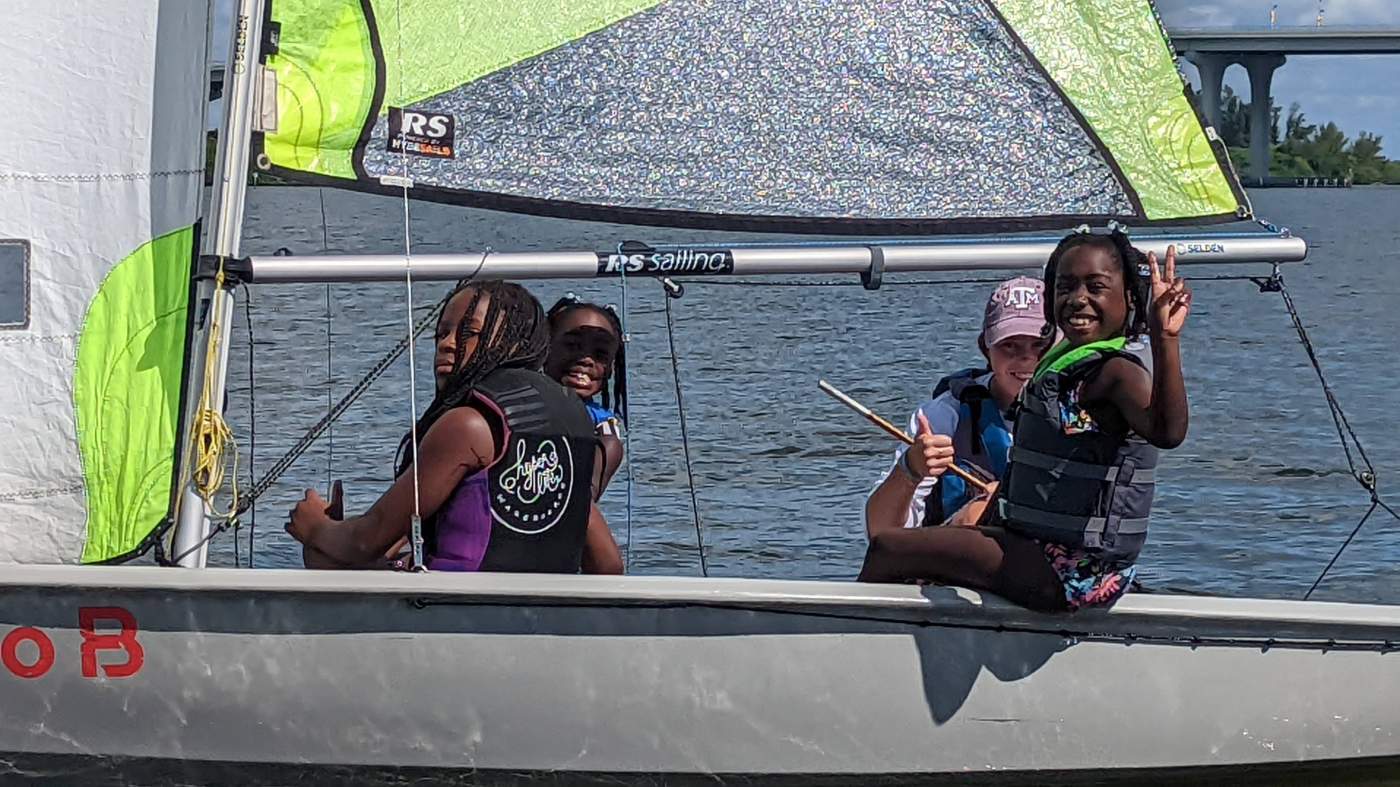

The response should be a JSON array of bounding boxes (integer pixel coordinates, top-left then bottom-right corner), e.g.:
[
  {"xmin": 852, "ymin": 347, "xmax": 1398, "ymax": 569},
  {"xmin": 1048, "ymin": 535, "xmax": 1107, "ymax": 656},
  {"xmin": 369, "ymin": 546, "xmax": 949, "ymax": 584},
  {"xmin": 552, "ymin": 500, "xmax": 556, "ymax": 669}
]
[{"xmin": 1003, "ymin": 285, "xmax": 1041, "ymax": 311}]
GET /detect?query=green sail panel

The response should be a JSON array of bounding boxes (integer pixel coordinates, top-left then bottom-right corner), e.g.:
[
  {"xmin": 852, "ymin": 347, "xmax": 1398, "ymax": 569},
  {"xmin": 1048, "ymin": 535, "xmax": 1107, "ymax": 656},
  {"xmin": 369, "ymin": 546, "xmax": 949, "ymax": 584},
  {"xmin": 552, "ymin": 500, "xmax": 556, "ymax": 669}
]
[
  {"xmin": 265, "ymin": 0, "xmax": 661, "ymax": 179},
  {"xmin": 263, "ymin": 0, "xmax": 377, "ymax": 178},
  {"xmin": 989, "ymin": 0, "xmax": 1243, "ymax": 221},
  {"xmin": 260, "ymin": 0, "xmax": 1245, "ymax": 233},
  {"xmin": 75, "ymin": 228, "xmax": 194, "ymax": 564}
]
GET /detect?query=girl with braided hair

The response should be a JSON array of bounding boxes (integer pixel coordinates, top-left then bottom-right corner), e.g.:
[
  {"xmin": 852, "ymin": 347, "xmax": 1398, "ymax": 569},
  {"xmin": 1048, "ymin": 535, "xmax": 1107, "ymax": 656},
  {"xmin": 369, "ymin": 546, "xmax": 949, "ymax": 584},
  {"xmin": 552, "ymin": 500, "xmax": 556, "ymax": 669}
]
[
  {"xmin": 287, "ymin": 280, "xmax": 623, "ymax": 574},
  {"xmin": 544, "ymin": 295, "xmax": 627, "ymax": 500},
  {"xmin": 860, "ymin": 231, "xmax": 1191, "ymax": 611}
]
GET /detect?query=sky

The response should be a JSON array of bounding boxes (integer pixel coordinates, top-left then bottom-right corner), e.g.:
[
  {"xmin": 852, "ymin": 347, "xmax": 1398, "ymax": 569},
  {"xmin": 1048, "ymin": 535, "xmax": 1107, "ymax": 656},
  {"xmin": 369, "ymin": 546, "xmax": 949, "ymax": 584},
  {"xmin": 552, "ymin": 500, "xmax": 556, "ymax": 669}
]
[{"xmin": 211, "ymin": 1, "xmax": 1399, "ymax": 153}]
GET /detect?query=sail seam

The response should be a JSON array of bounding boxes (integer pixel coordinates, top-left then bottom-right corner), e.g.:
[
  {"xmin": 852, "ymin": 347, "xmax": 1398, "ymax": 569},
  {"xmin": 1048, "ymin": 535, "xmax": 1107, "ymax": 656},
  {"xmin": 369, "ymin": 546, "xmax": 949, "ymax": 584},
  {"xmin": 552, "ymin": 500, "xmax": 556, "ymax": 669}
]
[
  {"xmin": 0, "ymin": 482, "xmax": 85, "ymax": 502},
  {"xmin": 0, "ymin": 169, "xmax": 203, "ymax": 182},
  {"xmin": 0, "ymin": 333, "xmax": 78, "ymax": 344}
]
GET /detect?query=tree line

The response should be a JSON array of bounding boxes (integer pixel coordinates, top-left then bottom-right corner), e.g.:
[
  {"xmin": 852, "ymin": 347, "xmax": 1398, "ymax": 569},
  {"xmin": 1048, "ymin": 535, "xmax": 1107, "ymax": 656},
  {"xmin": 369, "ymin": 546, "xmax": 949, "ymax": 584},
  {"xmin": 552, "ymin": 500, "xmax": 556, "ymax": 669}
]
[{"xmin": 1203, "ymin": 86, "xmax": 1400, "ymax": 185}]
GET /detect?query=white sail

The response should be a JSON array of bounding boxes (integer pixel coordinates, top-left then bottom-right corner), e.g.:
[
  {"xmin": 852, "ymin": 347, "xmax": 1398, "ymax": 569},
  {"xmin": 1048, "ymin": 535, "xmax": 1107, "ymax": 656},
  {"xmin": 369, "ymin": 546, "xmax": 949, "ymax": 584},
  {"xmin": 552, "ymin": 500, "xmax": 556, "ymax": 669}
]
[{"xmin": 0, "ymin": 1, "xmax": 210, "ymax": 563}]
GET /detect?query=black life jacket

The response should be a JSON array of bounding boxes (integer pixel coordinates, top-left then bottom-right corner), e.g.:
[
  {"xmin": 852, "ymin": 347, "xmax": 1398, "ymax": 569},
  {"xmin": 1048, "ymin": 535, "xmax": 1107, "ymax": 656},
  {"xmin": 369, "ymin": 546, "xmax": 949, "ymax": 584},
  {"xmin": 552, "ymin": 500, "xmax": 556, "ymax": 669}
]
[
  {"xmin": 424, "ymin": 367, "xmax": 597, "ymax": 573},
  {"xmin": 993, "ymin": 338, "xmax": 1158, "ymax": 565}
]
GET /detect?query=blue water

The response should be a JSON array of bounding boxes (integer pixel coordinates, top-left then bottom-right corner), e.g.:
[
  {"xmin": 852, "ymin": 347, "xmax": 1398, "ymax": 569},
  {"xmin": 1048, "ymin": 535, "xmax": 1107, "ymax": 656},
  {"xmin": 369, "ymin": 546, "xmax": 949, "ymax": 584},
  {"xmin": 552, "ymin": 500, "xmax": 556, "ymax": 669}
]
[{"xmin": 221, "ymin": 186, "xmax": 1400, "ymax": 604}]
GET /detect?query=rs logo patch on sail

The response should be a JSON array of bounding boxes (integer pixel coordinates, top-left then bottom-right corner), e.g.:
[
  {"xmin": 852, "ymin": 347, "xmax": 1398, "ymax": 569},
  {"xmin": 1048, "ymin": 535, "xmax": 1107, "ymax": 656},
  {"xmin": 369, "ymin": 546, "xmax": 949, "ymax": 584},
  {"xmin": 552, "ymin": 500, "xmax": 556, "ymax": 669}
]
[{"xmin": 387, "ymin": 108, "xmax": 455, "ymax": 159}]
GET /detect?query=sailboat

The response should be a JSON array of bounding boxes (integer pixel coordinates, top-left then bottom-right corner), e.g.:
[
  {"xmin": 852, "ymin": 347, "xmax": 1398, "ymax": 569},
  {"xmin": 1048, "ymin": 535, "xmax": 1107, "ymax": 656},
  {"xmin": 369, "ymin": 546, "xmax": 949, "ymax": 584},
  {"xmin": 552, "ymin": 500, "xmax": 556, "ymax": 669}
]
[{"xmin": 2, "ymin": 0, "xmax": 1396, "ymax": 782}]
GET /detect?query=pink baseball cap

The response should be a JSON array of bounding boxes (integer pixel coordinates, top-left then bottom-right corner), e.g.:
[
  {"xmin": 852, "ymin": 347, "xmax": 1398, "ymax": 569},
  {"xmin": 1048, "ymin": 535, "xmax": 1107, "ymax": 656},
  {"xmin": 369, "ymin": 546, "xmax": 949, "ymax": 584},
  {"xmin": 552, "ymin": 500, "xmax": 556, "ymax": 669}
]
[{"xmin": 982, "ymin": 276, "xmax": 1047, "ymax": 346}]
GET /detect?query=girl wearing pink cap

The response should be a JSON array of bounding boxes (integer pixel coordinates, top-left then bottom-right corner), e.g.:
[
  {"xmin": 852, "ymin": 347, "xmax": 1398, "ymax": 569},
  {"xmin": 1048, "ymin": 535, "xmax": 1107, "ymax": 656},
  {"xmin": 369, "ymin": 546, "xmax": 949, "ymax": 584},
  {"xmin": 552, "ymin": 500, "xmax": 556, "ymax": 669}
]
[
  {"xmin": 864, "ymin": 276, "xmax": 1049, "ymax": 538},
  {"xmin": 860, "ymin": 231, "xmax": 1191, "ymax": 612}
]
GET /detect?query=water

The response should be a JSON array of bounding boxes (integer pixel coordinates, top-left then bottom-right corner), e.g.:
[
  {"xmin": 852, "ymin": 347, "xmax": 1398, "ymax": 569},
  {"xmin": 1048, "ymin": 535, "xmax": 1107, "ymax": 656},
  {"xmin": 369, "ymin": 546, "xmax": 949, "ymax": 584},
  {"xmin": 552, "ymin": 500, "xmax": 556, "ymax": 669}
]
[{"xmin": 221, "ymin": 186, "xmax": 1400, "ymax": 604}]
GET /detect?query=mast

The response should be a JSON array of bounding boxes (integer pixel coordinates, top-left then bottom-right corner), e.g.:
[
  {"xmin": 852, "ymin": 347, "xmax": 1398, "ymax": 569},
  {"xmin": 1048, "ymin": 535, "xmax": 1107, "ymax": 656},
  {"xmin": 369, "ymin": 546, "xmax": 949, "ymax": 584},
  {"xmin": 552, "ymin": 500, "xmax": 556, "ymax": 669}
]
[{"xmin": 170, "ymin": 0, "xmax": 267, "ymax": 567}]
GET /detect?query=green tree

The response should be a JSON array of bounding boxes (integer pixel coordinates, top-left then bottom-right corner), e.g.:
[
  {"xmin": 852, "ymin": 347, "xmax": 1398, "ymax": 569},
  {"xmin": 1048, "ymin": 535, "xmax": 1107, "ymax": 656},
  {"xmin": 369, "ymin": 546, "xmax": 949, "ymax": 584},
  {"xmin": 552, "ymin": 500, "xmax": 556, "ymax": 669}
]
[{"xmin": 1349, "ymin": 132, "xmax": 1387, "ymax": 184}]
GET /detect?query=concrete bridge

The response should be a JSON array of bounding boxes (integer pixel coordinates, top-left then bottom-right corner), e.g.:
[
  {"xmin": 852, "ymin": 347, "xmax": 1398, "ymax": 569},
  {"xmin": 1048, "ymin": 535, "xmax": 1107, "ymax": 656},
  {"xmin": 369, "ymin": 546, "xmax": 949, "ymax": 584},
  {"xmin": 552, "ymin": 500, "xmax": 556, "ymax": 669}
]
[{"xmin": 1171, "ymin": 27, "xmax": 1400, "ymax": 181}]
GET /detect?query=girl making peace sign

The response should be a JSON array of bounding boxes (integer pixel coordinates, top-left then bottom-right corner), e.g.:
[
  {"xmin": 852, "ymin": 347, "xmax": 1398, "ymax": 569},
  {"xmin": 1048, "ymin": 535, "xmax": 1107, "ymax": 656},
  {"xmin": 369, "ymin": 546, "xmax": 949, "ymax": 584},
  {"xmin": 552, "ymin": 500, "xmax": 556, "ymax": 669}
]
[{"xmin": 860, "ymin": 231, "xmax": 1192, "ymax": 612}]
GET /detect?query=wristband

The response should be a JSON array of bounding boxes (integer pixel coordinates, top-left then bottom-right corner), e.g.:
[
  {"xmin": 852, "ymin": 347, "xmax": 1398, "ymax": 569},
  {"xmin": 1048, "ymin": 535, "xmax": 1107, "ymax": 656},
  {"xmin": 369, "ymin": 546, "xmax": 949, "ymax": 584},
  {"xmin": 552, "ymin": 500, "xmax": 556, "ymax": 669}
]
[{"xmin": 899, "ymin": 449, "xmax": 922, "ymax": 482}]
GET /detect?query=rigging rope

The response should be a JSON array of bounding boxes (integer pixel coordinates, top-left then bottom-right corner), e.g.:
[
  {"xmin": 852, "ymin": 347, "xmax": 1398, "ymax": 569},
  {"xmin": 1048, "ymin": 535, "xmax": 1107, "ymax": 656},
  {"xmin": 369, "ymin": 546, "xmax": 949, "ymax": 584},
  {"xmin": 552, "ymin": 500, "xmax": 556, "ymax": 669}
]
[
  {"xmin": 167, "ymin": 263, "xmax": 244, "ymax": 567},
  {"xmin": 188, "ymin": 266, "xmax": 241, "ymax": 522},
  {"xmin": 235, "ymin": 294, "xmax": 449, "ymax": 513},
  {"xmin": 662, "ymin": 284, "xmax": 708, "ymax": 576},
  {"xmin": 1256, "ymin": 264, "xmax": 1400, "ymax": 599},
  {"xmin": 676, "ymin": 276, "xmax": 1013, "ymax": 288},
  {"xmin": 320, "ymin": 188, "xmax": 334, "ymax": 495},
  {"xmin": 392, "ymin": 0, "xmax": 427, "ymax": 570},
  {"xmin": 617, "ymin": 244, "xmax": 636, "ymax": 571},
  {"xmin": 244, "ymin": 284, "xmax": 257, "ymax": 568}
]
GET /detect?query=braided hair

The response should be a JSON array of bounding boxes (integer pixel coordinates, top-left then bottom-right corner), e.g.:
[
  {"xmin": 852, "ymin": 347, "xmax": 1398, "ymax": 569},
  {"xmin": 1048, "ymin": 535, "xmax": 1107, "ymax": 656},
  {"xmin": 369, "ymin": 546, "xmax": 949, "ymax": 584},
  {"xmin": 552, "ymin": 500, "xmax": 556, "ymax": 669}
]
[
  {"xmin": 394, "ymin": 280, "xmax": 549, "ymax": 477},
  {"xmin": 546, "ymin": 296, "xmax": 627, "ymax": 425},
  {"xmin": 1041, "ymin": 229, "xmax": 1150, "ymax": 341}
]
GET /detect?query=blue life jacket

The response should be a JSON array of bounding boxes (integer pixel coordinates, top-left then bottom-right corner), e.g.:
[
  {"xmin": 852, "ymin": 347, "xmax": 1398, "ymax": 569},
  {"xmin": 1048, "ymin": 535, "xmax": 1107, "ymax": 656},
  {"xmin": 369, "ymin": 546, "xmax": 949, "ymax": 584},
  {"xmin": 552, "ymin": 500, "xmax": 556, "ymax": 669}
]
[
  {"xmin": 584, "ymin": 400, "xmax": 616, "ymax": 429},
  {"xmin": 920, "ymin": 369, "xmax": 1012, "ymax": 527}
]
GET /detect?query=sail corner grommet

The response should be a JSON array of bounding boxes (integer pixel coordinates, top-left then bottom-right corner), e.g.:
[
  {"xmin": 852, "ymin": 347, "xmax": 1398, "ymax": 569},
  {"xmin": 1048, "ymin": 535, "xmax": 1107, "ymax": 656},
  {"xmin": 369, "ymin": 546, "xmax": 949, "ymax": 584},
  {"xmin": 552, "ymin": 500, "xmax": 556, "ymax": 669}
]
[{"xmin": 861, "ymin": 246, "xmax": 885, "ymax": 291}]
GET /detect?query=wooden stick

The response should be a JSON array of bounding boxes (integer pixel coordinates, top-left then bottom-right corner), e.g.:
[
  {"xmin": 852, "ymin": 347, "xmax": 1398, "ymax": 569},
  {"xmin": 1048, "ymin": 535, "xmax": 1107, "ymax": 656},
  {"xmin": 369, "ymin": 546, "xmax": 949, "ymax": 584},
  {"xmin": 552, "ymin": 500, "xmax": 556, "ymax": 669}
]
[{"xmin": 818, "ymin": 379, "xmax": 993, "ymax": 494}]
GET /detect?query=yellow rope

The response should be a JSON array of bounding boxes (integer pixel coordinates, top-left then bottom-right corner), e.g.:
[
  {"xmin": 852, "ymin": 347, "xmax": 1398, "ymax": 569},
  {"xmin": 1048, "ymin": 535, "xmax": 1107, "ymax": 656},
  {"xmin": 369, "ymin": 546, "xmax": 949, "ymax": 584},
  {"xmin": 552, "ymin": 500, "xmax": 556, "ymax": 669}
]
[{"xmin": 187, "ymin": 266, "xmax": 240, "ymax": 521}]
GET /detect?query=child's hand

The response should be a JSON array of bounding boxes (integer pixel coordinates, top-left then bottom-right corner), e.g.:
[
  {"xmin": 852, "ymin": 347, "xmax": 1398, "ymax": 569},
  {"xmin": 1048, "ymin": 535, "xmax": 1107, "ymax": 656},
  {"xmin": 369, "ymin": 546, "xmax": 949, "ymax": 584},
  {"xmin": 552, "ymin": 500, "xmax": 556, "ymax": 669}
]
[
  {"xmin": 906, "ymin": 411, "xmax": 955, "ymax": 478},
  {"xmin": 286, "ymin": 488, "xmax": 333, "ymax": 546},
  {"xmin": 1148, "ymin": 245, "xmax": 1192, "ymax": 338}
]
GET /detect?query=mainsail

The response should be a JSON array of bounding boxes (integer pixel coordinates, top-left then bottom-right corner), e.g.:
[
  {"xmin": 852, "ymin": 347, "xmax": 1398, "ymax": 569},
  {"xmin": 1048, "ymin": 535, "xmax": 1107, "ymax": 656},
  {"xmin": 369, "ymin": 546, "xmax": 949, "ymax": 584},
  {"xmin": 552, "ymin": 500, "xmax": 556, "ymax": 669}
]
[
  {"xmin": 259, "ymin": 0, "xmax": 1245, "ymax": 233},
  {"xmin": 0, "ymin": 1, "xmax": 209, "ymax": 563}
]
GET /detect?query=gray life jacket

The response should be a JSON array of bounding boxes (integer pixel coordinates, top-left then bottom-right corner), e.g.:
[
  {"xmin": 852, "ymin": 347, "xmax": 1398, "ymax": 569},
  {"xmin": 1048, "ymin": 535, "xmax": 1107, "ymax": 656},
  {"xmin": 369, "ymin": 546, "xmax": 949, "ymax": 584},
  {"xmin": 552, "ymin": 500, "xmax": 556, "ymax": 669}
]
[{"xmin": 994, "ymin": 338, "xmax": 1158, "ymax": 565}]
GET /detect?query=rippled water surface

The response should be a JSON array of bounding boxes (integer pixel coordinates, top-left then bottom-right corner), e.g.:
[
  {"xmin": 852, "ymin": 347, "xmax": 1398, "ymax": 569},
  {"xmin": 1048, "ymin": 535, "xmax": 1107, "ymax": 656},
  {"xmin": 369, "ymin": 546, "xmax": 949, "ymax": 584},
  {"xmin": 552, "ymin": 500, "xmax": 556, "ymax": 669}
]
[{"xmin": 219, "ymin": 186, "xmax": 1400, "ymax": 603}]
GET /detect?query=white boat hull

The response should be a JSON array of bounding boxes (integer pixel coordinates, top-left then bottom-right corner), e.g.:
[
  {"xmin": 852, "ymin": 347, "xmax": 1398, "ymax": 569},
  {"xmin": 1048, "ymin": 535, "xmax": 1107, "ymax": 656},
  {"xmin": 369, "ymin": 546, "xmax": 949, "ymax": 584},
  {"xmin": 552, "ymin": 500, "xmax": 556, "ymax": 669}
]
[{"xmin": 2, "ymin": 566, "xmax": 1398, "ymax": 783}]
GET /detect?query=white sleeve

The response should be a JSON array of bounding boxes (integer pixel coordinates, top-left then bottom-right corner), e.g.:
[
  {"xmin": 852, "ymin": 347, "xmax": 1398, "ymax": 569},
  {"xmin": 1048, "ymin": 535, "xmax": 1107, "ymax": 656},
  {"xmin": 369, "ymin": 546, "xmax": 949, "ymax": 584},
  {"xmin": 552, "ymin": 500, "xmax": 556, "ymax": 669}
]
[{"xmin": 865, "ymin": 410, "xmax": 939, "ymax": 530}]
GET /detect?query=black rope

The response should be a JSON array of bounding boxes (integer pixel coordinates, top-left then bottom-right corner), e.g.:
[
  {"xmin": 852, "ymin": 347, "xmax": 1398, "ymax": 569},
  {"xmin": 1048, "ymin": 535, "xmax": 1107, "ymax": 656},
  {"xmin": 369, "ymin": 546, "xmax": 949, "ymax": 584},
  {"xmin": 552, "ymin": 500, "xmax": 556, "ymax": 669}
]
[
  {"xmin": 410, "ymin": 597, "xmax": 1399, "ymax": 653},
  {"xmin": 244, "ymin": 283, "xmax": 257, "ymax": 567},
  {"xmin": 676, "ymin": 274, "xmax": 1278, "ymax": 290},
  {"xmin": 1259, "ymin": 266, "xmax": 1396, "ymax": 600},
  {"xmin": 662, "ymin": 284, "xmax": 709, "ymax": 577},
  {"xmin": 1305, "ymin": 501, "xmax": 1377, "ymax": 601},
  {"xmin": 676, "ymin": 276, "xmax": 1012, "ymax": 288},
  {"xmin": 320, "ymin": 188, "xmax": 334, "ymax": 497},
  {"xmin": 169, "ymin": 512, "xmax": 237, "ymax": 566},
  {"xmin": 235, "ymin": 292, "xmax": 450, "ymax": 514}
]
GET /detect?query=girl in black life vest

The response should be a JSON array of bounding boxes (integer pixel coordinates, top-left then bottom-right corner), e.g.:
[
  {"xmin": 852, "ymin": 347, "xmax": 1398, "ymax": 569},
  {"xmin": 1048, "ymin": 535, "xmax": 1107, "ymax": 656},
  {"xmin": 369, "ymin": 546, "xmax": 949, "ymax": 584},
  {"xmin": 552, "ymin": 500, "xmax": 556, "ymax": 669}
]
[
  {"xmin": 859, "ymin": 231, "xmax": 1191, "ymax": 612},
  {"xmin": 286, "ymin": 280, "xmax": 623, "ymax": 574}
]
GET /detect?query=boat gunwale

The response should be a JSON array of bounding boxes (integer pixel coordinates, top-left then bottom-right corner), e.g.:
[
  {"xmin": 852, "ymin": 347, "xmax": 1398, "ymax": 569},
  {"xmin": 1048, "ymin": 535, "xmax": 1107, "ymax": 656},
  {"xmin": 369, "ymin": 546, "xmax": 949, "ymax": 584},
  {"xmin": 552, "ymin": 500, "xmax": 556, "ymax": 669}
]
[{"xmin": 4, "ymin": 565, "xmax": 1400, "ymax": 642}]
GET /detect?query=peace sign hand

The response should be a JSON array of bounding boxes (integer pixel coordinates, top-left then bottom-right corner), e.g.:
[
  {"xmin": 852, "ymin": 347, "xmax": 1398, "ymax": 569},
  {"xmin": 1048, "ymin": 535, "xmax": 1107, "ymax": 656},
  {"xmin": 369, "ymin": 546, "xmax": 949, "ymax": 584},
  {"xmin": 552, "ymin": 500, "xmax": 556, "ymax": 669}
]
[{"xmin": 1148, "ymin": 245, "xmax": 1192, "ymax": 339}]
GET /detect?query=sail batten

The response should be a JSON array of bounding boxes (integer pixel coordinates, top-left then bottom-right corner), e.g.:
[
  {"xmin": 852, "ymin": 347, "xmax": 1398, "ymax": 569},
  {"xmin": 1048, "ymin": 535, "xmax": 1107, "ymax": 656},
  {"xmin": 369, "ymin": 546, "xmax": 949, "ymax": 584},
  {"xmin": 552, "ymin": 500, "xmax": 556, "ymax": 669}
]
[{"xmin": 260, "ymin": 0, "xmax": 1244, "ymax": 233}]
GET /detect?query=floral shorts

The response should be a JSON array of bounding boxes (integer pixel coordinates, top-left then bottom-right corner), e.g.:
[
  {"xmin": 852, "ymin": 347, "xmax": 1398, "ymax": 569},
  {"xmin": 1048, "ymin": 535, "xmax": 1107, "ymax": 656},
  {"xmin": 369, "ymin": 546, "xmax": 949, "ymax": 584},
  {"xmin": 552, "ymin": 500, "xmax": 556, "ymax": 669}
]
[{"xmin": 1041, "ymin": 542, "xmax": 1136, "ymax": 610}]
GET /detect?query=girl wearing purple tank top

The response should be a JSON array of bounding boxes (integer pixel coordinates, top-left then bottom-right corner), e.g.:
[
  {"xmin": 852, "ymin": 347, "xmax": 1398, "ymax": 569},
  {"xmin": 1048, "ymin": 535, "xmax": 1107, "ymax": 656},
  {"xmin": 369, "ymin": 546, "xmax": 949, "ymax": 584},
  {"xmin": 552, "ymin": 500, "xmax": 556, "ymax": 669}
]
[{"xmin": 285, "ymin": 280, "xmax": 623, "ymax": 574}]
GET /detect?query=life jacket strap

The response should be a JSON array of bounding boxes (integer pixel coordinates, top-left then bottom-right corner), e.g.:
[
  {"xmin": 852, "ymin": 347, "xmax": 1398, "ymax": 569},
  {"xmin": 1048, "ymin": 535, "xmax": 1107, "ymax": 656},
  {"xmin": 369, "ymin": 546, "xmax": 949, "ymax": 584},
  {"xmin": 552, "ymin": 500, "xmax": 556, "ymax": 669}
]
[
  {"xmin": 998, "ymin": 500, "xmax": 1150, "ymax": 542},
  {"xmin": 1009, "ymin": 446, "xmax": 1155, "ymax": 484}
]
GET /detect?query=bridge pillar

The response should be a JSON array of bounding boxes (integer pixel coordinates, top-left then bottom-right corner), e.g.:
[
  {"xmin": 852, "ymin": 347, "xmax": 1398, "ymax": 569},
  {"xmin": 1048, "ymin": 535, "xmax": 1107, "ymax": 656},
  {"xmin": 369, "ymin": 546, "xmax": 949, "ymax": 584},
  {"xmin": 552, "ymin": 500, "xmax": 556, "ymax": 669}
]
[
  {"xmin": 1185, "ymin": 51, "xmax": 1230, "ymax": 131},
  {"xmin": 1245, "ymin": 54, "xmax": 1286, "ymax": 183}
]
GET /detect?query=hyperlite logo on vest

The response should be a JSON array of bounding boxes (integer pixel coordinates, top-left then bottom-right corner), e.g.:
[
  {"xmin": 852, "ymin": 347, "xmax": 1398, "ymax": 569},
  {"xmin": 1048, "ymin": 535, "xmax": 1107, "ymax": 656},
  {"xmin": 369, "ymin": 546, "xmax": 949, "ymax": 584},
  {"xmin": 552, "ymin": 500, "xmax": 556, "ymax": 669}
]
[
  {"xmin": 386, "ymin": 107, "xmax": 455, "ymax": 159},
  {"xmin": 596, "ymin": 249, "xmax": 734, "ymax": 276},
  {"xmin": 492, "ymin": 435, "xmax": 575, "ymax": 534}
]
